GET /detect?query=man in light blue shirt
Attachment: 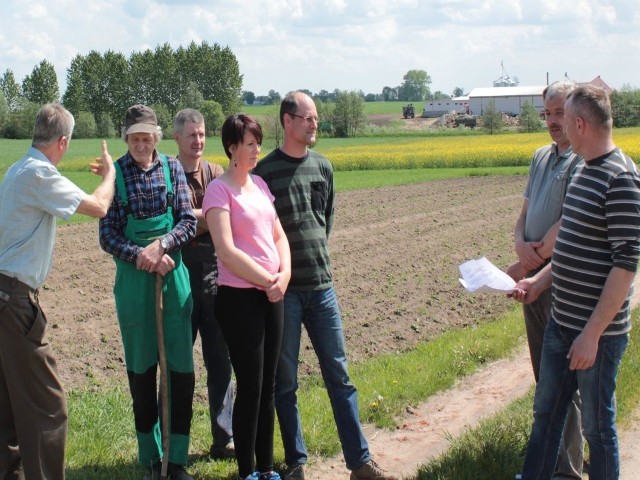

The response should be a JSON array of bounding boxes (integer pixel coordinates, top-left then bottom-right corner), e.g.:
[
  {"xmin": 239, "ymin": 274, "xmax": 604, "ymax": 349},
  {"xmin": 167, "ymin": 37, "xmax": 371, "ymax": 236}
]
[{"xmin": 0, "ymin": 103, "xmax": 115, "ymax": 480}]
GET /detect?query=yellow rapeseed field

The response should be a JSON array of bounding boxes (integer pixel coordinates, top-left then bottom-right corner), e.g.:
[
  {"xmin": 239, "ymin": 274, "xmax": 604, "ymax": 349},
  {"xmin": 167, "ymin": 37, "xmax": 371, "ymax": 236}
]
[
  {"xmin": 34, "ymin": 127, "xmax": 640, "ymax": 174},
  {"xmin": 315, "ymin": 128, "xmax": 640, "ymax": 171}
]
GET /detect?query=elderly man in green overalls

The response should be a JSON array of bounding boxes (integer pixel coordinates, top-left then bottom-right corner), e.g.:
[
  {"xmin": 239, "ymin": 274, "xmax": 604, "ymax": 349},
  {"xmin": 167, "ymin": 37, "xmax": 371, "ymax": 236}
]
[{"xmin": 99, "ymin": 105, "xmax": 197, "ymax": 480}]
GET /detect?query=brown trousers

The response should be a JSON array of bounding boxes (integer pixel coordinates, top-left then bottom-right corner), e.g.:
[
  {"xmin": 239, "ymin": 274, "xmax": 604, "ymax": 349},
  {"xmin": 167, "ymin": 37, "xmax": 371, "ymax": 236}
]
[{"xmin": 0, "ymin": 273, "xmax": 67, "ymax": 480}]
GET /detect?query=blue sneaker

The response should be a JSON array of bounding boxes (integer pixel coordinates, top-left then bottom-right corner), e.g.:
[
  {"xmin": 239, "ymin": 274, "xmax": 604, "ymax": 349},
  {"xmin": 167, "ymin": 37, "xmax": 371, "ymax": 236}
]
[
  {"xmin": 239, "ymin": 473, "xmax": 259, "ymax": 480},
  {"xmin": 260, "ymin": 472, "xmax": 282, "ymax": 480}
]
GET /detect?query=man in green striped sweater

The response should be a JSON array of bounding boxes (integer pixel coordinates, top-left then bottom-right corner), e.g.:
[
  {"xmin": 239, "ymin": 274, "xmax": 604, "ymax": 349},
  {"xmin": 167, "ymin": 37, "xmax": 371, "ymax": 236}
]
[{"xmin": 253, "ymin": 92, "xmax": 396, "ymax": 480}]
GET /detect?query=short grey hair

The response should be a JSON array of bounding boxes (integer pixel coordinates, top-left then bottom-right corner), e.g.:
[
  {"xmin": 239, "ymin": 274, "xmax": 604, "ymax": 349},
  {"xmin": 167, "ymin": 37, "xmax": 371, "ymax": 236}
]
[
  {"xmin": 174, "ymin": 108, "xmax": 205, "ymax": 134},
  {"xmin": 542, "ymin": 81, "xmax": 575, "ymax": 103},
  {"xmin": 32, "ymin": 103, "xmax": 75, "ymax": 147},
  {"xmin": 566, "ymin": 85, "xmax": 613, "ymax": 130}
]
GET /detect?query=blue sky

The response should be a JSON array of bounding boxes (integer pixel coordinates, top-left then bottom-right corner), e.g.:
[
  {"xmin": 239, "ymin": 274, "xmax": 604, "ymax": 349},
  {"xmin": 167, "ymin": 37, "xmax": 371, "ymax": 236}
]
[{"xmin": 0, "ymin": 0, "xmax": 638, "ymax": 98}]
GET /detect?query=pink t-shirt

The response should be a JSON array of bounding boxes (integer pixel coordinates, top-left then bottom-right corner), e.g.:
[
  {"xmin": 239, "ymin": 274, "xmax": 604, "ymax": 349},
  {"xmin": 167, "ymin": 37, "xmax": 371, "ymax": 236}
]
[{"xmin": 202, "ymin": 174, "xmax": 280, "ymax": 289}]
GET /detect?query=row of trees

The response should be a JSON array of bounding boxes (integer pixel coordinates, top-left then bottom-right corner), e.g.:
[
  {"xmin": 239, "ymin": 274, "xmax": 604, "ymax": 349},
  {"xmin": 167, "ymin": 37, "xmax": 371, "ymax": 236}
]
[
  {"xmin": 0, "ymin": 41, "xmax": 242, "ymax": 139},
  {"xmin": 2, "ymin": 51, "xmax": 638, "ymax": 140},
  {"xmin": 242, "ymin": 70, "xmax": 464, "ymax": 106}
]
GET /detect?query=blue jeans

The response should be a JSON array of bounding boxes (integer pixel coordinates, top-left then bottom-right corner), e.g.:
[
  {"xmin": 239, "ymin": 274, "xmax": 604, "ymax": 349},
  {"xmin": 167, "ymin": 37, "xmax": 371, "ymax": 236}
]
[
  {"xmin": 275, "ymin": 287, "xmax": 370, "ymax": 470},
  {"xmin": 523, "ymin": 288, "xmax": 584, "ymax": 479},
  {"xmin": 522, "ymin": 319, "xmax": 628, "ymax": 480}
]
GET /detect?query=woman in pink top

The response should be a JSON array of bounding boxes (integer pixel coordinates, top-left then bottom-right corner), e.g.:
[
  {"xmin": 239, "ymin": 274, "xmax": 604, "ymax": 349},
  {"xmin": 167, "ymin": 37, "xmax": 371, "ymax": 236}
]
[{"xmin": 203, "ymin": 114, "xmax": 290, "ymax": 480}]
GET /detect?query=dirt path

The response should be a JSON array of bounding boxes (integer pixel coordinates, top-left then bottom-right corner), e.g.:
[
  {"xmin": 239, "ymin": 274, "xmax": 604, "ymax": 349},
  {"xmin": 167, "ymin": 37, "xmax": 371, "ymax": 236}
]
[
  {"xmin": 306, "ymin": 345, "xmax": 534, "ymax": 479},
  {"xmin": 303, "ymin": 347, "xmax": 640, "ymax": 480}
]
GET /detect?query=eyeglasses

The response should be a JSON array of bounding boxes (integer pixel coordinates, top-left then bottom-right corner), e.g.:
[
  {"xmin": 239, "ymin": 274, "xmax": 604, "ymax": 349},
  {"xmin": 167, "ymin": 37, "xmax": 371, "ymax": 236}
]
[{"xmin": 289, "ymin": 113, "xmax": 319, "ymax": 124}]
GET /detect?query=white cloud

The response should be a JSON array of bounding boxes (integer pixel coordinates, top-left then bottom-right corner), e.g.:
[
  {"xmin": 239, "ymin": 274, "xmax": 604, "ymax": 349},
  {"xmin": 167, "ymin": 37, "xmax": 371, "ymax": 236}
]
[
  {"xmin": 24, "ymin": 2, "xmax": 48, "ymax": 19},
  {"xmin": 0, "ymin": 0, "xmax": 638, "ymax": 99}
]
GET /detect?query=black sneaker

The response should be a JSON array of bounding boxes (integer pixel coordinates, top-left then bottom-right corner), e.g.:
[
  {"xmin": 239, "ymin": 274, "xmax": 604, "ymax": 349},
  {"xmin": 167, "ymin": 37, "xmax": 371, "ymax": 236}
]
[{"xmin": 210, "ymin": 441, "xmax": 236, "ymax": 460}]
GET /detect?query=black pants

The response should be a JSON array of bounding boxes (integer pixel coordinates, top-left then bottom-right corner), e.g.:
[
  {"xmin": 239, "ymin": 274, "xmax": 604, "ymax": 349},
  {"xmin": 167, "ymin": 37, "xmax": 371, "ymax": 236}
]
[
  {"xmin": 183, "ymin": 241, "xmax": 234, "ymax": 448},
  {"xmin": 216, "ymin": 286, "xmax": 283, "ymax": 477}
]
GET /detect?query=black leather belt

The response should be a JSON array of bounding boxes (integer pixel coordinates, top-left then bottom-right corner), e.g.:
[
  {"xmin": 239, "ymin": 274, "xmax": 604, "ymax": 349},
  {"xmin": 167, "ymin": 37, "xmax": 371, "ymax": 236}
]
[{"xmin": 0, "ymin": 272, "xmax": 36, "ymax": 297}]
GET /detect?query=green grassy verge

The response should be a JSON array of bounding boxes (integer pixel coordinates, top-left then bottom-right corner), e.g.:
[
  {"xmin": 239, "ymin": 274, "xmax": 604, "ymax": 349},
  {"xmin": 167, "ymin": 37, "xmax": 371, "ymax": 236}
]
[
  {"xmin": 64, "ymin": 307, "xmax": 526, "ymax": 479},
  {"xmin": 416, "ymin": 310, "xmax": 640, "ymax": 480},
  {"xmin": 68, "ymin": 305, "xmax": 640, "ymax": 479},
  {"xmin": 335, "ymin": 166, "xmax": 528, "ymax": 191}
]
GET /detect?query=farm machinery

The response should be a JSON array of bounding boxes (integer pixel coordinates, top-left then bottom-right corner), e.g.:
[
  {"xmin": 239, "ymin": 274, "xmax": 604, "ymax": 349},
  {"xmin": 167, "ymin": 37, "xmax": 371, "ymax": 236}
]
[{"xmin": 402, "ymin": 104, "xmax": 415, "ymax": 119}]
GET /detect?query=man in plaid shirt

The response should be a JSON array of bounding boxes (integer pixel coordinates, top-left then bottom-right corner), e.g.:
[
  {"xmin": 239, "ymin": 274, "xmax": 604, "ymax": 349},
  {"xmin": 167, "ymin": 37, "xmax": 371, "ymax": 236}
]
[{"xmin": 99, "ymin": 104, "xmax": 196, "ymax": 480}]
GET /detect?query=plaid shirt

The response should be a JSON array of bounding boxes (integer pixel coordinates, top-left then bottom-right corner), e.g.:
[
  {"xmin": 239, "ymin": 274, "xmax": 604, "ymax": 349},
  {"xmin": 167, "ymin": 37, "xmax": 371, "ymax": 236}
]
[{"xmin": 99, "ymin": 151, "xmax": 196, "ymax": 263}]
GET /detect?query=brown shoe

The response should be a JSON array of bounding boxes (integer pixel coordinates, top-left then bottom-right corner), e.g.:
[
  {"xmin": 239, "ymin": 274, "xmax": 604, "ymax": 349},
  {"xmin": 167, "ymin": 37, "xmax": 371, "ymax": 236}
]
[
  {"xmin": 283, "ymin": 464, "xmax": 305, "ymax": 480},
  {"xmin": 350, "ymin": 460, "xmax": 398, "ymax": 480}
]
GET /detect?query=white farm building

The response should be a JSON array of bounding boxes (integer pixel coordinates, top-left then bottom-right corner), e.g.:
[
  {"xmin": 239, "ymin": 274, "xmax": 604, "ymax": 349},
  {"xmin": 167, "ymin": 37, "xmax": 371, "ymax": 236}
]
[
  {"xmin": 421, "ymin": 97, "xmax": 470, "ymax": 117},
  {"xmin": 421, "ymin": 86, "xmax": 545, "ymax": 117},
  {"xmin": 466, "ymin": 85, "xmax": 545, "ymax": 116},
  {"xmin": 420, "ymin": 76, "xmax": 612, "ymax": 118}
]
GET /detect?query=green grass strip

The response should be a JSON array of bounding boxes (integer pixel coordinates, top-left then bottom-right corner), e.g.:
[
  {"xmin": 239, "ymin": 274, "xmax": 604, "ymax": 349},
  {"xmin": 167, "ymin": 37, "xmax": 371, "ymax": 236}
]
[{"xmin": 64, "ymin": 307, "xmax": 526, "ymax": 478}]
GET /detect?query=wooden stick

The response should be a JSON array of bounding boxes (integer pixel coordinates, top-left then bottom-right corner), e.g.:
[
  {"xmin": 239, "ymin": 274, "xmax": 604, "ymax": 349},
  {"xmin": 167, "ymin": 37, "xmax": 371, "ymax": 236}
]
[{"xmin": 156, "ymin": 274, "xmax": 170, "ymax": 480}]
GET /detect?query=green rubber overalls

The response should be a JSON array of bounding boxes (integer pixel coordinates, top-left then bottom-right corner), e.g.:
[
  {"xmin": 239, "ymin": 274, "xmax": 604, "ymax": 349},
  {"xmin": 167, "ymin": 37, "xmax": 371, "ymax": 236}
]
[{"xmin": 112, "ymin": 155, "xmax": 194, "ymax": 467}]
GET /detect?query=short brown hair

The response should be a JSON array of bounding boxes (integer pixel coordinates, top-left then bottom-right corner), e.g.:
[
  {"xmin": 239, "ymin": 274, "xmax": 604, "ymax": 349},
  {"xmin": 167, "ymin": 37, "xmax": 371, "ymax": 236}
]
[{"xmin": 279, "ymin": 91, "xmax": 300, "ymax": 127}]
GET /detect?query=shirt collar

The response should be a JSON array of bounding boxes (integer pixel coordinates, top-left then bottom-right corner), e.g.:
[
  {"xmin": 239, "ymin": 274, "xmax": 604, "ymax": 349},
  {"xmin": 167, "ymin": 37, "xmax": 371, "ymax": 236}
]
[
  {"xmin": 552, "ymin": 143, "xmax": 574, "ymax": 159},
  {"xmin": 124, "ymin": 150, "xmax": 160, "ymax": 170},
  {"xmin": 27, "ymin": 146, "xmax": 53, "ymax": 164}
]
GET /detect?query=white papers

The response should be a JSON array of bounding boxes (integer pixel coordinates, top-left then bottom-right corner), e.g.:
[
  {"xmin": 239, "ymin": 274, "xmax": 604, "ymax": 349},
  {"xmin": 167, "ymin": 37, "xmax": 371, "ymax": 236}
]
[{"xmin": 459, "ymin": 257, "xmax": 516, "ymax": 293}]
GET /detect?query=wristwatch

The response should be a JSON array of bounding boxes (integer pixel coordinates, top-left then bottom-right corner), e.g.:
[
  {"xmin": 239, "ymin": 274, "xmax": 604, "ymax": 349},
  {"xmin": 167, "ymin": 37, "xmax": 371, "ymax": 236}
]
[{"xmin": 160, "ymin": 236, "xmax": 170, "ymax": 251}]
